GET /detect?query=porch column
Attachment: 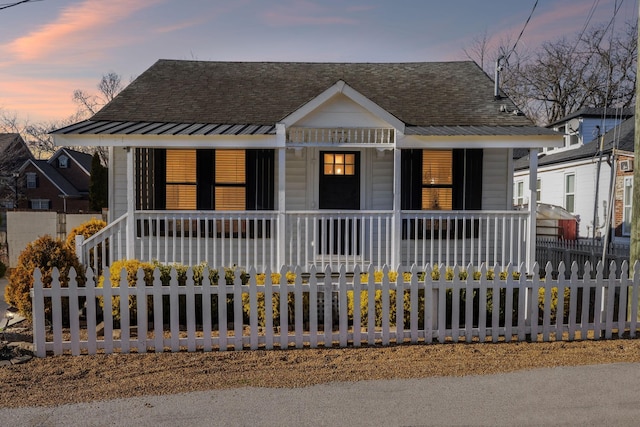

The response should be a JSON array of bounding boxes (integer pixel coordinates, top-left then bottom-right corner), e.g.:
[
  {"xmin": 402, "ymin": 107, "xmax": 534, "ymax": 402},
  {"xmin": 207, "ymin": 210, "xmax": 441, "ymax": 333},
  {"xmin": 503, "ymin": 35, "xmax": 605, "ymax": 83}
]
[
  {"xmin": 391, "ymin": 147, "xmax": 402, "ymax": 267},
  {"xmin": 526, "ymin": 149, "xmax": 538, "ymax": 272},
  {"xmin": 126, "ymin": 147, "xmax": 135, "ymax": 260},
  {"xmin": 276, "ymin": 124, "xmax": 287, "ymax": 269}
]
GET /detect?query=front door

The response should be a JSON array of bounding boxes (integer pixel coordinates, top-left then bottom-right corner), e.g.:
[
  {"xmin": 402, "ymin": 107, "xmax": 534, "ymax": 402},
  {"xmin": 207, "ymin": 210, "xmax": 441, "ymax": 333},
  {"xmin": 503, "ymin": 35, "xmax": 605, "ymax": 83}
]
[{"xmin": 318, "ymin": 151, "xmax": 360, "ymax": 255}]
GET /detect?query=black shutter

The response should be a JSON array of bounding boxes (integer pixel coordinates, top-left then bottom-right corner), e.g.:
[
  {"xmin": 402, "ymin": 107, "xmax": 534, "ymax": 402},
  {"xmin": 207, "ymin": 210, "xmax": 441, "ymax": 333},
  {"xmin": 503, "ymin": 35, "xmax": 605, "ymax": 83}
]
[
  {"xmin": 452, "ymin": 150, "xmax": 465, "ymax": 210},
  {"xmin": 153, "ymin": 149, "xmax": 166, "ymax": 210},
  {"xmin": 197, "ymin": 150, "xmax": 214, "ymax": 210},
  {"xmin": 246, "ymin": 149, "xmax": 274, "ymax": 210},
  {"xmin": 452, "ymin": 149, "xmax": 483, "ymax": 210},
  {"xmin": 465, "ymin": 149, "xmax": 483, "ymax": 210},
  {"xmin": 401, "ymin": 149, "xmax": 422, "ymax": 210}
]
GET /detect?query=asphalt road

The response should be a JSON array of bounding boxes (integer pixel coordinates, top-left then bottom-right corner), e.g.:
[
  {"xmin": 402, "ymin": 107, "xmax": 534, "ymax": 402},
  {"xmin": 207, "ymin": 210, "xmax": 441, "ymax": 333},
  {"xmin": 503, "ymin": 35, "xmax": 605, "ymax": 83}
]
[{"xmin": 2, "ymin": 362, "xmax": 640, "ymax": 426}]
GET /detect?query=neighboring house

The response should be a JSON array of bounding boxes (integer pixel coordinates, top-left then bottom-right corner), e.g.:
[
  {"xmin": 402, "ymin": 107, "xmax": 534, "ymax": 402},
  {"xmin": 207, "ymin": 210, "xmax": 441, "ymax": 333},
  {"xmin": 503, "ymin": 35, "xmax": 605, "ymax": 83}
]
[
  {"xmin": 52, "ymin": 60, "xmax": 561, "ymax": 272},
  {"xmin": 514, "ymin": 109, "xmax": 634, "ymax": 243},
  {"xmin": 18, "ymin": 148, "xmax": 93, "ymax": 213},
  {"xmin": 0, "ymin": 133, "xmax": 33, "ymax": 209}
]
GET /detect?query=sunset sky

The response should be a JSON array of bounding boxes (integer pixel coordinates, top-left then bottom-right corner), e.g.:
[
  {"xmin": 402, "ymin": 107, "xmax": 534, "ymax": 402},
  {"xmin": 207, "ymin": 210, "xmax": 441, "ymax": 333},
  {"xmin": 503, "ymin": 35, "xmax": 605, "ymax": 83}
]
[{"xmin": 0, "ymin": 0, "xmax": 636, "ymax": 124}]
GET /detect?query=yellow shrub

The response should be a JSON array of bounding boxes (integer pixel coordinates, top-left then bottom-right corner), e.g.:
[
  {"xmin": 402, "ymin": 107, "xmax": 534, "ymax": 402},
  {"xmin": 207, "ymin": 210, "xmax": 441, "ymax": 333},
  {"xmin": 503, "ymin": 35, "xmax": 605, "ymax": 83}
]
[
  {"xmin": 97, "ymin": 259, "xmax": 155, "ymax": 321},
  {"xmin": 5, "ymin": 235, "xmax": 84, "ymax": 319},
  {"xmin": 538, "ymin": 286, "xmax": 571, "ymax": 323},
  {"xmin": 242, "ymin": 271, "xmax": 297, "ymax": 327}
]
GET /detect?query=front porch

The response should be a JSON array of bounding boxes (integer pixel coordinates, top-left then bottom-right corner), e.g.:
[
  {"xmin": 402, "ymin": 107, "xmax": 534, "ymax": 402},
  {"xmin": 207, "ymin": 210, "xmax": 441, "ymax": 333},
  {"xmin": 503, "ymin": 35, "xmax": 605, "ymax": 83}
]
[{"xmin": 77, "ymin": 209, "xmax": 530, "ymax": 274}]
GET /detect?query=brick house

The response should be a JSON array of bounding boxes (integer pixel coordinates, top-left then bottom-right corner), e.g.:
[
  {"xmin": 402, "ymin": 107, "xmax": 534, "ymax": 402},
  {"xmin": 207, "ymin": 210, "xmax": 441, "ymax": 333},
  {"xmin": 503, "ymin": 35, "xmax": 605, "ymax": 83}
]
[{"xmin": 18, "ymin": 148, "xmax": 94, "ymax": 213}]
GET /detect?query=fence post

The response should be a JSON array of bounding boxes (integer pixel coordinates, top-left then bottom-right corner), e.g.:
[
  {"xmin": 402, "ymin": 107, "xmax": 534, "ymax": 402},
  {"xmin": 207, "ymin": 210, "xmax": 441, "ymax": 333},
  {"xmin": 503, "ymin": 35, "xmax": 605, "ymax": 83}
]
[
  {"xmin": 31, "ymin": 268, "xmax": 47, "ymax": 357},
  {"xmin": 75, "ymin": 235, "xmax": 85, "ymax": 265}
]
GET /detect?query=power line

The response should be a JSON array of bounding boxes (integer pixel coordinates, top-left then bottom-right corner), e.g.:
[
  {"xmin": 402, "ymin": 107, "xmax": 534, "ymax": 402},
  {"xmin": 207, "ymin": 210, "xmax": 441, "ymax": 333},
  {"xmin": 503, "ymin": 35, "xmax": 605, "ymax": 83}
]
[
  {"xmin": 0, "ymin": 0, "xmax": 43, "ymax": 11},
  {"xmin": 505, "ymin": 0, "xmax": 539, "ymax": 62}
]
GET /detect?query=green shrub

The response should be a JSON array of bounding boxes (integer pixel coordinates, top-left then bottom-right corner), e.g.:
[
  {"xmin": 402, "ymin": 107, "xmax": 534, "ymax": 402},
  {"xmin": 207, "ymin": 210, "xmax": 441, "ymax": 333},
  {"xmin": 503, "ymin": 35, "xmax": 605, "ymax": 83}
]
[{"xmin": 5, "ymin": 235, "xmax": 84, "ymax": 319}]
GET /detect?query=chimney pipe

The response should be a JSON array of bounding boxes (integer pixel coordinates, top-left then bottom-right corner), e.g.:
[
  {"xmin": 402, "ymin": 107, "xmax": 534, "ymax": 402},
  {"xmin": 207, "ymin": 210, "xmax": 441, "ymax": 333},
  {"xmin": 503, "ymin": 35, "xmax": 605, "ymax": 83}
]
[{"xmin": 494, "ymin": 55, "xmax": 505, "ymax": 100}]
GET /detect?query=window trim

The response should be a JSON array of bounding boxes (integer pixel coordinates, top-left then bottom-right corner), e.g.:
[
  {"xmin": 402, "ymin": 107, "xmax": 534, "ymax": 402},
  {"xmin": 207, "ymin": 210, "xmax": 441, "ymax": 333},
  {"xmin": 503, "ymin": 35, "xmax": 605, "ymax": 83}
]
[
  {"xmin": 26, "ymin": 172, "xmax": 37, "ymax": 189},
  {"xmin": 514, "ymin": 180, "xmax": 525, "ymax": 206},
  {"xmin": 564, "ymin": 173, "xmax": 575, "ymax": 213},
  {"xmin": 623, "ymin": 176, "xmax": 633, "ymax": 236},
  {"xmin": 30, "ymin": 199, "xmax": 50, "ymax": 210},
  {"xmin": 58, "ymin": 154, "xmax": 69, "ymax": 168}
]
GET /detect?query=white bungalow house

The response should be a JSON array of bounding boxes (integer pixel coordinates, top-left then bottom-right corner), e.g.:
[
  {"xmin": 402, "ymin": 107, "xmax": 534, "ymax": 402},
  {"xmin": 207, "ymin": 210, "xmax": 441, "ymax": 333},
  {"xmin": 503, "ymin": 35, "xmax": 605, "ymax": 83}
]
[
  {"xmin": 52, "ymin": 60, "xmax": 561, "ymax": 273},
  {"xmin": 514, "ymin": 108, "xmax": 633, "ymax": 243}
]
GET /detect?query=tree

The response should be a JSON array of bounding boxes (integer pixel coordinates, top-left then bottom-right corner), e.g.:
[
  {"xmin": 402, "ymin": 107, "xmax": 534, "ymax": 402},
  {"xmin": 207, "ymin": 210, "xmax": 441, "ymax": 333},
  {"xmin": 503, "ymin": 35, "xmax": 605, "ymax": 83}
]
[
  {"xmin": 1, "ymin": 72, "xmax": 127, "ymax": 171},
  {"xmin": 73, "ymin": 71, "xmax": 123, "ymax": 118},
  {"xmin": 71, "ymin": 71, "xmax": 126, "ymax": 165},
  {"xmin": 464, "ymin": 21, "xmax": 637, "ymax": 126},
  {"xmin": 503, "ymin": 22, "xmax": 637, "ymax": 125},
  {"xmin": 88, "ymin": 152, "xmax": 108, "ymax": 212}
]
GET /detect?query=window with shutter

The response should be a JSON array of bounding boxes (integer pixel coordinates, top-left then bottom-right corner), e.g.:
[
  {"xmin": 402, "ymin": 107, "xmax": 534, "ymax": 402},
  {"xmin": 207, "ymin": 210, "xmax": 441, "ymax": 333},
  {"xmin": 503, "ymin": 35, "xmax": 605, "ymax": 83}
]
[
  {"xmin": 149, "ymin": 148, "xmax": 274, "ymax": 238},
  {"xmin": 401, "ymin": 148, "xmax": 482, "ymax": 239}
]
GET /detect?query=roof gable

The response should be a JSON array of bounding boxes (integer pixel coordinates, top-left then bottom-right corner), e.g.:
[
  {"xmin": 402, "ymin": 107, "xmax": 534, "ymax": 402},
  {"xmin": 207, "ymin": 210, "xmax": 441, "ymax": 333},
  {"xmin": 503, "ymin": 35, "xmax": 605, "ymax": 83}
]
[
  {"xmin": 282, "ymin": 80, "xmax": 404, "ymax": 130},
  {"xmin": 49, "ymin": 148, "xmax": 93, "ymax": 174},
  {"xmin": 20, "ymin": 159, "xmax": 82, "ymax": 196}
]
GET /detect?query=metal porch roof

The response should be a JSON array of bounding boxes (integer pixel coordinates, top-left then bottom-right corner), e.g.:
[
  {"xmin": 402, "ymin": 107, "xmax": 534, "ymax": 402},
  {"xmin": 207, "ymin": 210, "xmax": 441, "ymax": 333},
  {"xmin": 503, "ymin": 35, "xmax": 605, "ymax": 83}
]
[{"xmin": 52, "ymin": 120, "xmax": 277, "ymax": 136}]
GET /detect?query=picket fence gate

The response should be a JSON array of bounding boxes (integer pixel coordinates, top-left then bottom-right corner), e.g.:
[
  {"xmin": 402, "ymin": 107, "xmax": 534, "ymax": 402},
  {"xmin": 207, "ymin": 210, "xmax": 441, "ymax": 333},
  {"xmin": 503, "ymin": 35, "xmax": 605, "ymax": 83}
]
[{"xmin": 31, "ymin": 261, "xmax": 640, "ymax": 357}]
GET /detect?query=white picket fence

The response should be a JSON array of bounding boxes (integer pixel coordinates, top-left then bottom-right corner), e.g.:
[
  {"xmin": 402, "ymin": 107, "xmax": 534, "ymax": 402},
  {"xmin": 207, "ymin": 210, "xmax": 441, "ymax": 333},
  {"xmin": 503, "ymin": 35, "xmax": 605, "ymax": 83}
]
[{"xmin": 30, "ymin": 261, "xmax": 640, "ymax": 357}]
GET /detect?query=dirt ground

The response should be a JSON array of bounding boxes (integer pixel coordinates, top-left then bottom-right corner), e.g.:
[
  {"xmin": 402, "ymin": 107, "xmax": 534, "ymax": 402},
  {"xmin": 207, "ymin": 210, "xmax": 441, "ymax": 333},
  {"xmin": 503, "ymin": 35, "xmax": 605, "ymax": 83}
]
[{"xmin": 2, "ymin": 323, "xmax": 640, "ymax": 409}]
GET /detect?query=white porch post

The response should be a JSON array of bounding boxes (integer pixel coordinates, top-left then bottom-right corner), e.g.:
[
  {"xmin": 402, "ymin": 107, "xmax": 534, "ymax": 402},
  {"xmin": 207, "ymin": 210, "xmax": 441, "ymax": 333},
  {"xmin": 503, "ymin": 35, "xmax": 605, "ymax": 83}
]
[
  {"xmin": 276, "ymin": 124, "xmax": 287, "ymax": 269},
  {"xmin": 391, "ymin": 146, "xmax": 402, "ymax": 267},
  {"xmin": 126, "ymin": 147, "xmax": 135, "ymax": 260},
  {"xmin": 526, "ymin": 149, "xmax": 538, "ymax": 272}
]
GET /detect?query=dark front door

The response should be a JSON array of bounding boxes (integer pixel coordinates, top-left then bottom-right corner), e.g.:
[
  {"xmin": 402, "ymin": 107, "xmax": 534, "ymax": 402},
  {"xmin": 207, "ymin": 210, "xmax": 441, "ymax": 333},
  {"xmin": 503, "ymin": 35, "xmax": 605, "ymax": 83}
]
[
  {"xmin": 319, "ymin": 151, "xmax": 360, "ymax": 209},
  {"xmin": 318, "ymin": 152, "xmax": 360, "ymax": 255}
]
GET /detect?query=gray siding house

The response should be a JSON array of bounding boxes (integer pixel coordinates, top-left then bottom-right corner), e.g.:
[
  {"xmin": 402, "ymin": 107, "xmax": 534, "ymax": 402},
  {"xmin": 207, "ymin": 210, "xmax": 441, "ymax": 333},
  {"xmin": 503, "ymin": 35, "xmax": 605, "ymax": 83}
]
[{"xmin": 52, "ymin": 60, "xmax": 561, "ymax": 273}]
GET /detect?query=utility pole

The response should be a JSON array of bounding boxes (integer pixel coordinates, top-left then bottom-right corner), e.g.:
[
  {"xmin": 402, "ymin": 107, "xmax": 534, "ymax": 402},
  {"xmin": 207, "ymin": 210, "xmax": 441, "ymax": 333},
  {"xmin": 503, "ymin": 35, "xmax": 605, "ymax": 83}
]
[{"xmin": 631, "ymin": 1, "xmax": 640, "ymax": 264}]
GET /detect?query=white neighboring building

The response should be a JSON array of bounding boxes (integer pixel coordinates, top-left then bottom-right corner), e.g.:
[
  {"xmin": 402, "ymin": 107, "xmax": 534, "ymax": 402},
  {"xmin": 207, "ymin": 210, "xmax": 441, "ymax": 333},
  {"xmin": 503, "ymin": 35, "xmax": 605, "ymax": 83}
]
[{"xmin": 514, "ymin": 108, "xmax": 634, "ymax": 242}]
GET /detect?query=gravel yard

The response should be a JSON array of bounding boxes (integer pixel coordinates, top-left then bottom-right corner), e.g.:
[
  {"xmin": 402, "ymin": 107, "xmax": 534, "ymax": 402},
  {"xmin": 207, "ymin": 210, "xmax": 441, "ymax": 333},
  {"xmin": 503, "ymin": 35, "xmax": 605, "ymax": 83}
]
[{"xmin": 2, "ymin": 323, "xmax": 640, "ymax": 408}]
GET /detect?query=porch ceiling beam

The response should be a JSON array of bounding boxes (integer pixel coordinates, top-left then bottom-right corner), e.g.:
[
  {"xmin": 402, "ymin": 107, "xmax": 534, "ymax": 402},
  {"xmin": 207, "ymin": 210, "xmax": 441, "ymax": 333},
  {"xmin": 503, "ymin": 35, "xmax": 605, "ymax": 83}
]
[
  {"xmin": 397, "ymin": 134, "xmax": 563, "ymax": 149},
  {"xmin": 52, "ymin": 134, "xmax": 281, "ymax": 148}
]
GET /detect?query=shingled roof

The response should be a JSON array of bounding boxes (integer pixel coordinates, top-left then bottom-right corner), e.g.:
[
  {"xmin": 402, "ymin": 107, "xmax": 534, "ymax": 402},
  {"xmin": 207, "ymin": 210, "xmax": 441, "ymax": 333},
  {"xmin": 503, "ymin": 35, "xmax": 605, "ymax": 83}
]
[
  {"xmin": 514, "ymin": 116, "xmax": 635, "ymax": 170},
  {"xmin": 62, "ymin": 60, "xmax": 551, "ymax": 132}
]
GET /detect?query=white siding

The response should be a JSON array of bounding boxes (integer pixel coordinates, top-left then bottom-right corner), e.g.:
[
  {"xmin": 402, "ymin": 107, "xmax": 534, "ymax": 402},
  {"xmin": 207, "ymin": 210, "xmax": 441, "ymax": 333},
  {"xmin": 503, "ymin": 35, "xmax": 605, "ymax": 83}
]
[
  {"xmin": 370, "ymin": 151, "xmax": 393, "ymax": 210},
  {"xmin": 285, "ymin": 148, "xmax": 309, "ymax": 210},
  {"xmin": 295, "ymin": 93, "xmax": 390, "ymax": 128},
  {"xmin": 514, "ymin": 158, "xmax": 613, "ymax": 238},
  {"xmin": 482, "ymin": 148, "xmax": 509, "ymax": 210},
  {"xmin": 112, "ymin": 147, "xmax": 128, "ymax": 219}
]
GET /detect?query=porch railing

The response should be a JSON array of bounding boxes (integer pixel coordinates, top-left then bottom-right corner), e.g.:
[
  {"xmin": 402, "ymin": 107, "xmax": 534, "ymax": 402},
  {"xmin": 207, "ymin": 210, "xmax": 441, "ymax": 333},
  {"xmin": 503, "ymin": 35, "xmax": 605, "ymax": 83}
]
[
  {"xmin": 285, "ymin": 211, "xmax": 394, "ymax": 270},
  {"xmin": 401, "ymin": 210, "xmax": 530, "ymax": 268},
  {"xmin": 76, "ymin": 213, "xmax": 127, "ymax": 276},
  {"xmin": 76, "ymin": 210, "xmax": 530, "ymax": 274},
  {"xmin": 134, "ymin": 211, "xmax": 280, "ymax": 271}
]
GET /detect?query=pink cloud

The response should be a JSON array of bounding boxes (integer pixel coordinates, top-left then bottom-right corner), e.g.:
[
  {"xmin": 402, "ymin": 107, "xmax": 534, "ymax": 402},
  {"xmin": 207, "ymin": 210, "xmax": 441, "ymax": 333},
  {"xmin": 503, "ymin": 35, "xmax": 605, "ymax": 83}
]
[
  {"xmin": 0, "ymin": 77, "xmax": 92, "ymax": 122},
  {"xmin": 2, "ymin": 0, "xmax": 162, "ymax": 63},
  {"xmin": 492, "ymin": 1, "xmax": 624, "ymax": 53}
]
